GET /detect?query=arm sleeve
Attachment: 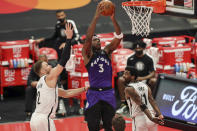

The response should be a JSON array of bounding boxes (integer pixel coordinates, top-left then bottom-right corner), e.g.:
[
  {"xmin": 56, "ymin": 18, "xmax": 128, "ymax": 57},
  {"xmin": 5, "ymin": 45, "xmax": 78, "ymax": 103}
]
[{"xmin": 58, "ymin": 39, "xmax": 72, "ymax": 67}]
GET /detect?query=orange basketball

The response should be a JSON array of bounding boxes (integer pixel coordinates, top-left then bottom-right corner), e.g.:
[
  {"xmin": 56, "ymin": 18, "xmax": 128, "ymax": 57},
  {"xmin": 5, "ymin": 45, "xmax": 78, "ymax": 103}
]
[{"xmin": 99, "ymin": 0, "xmax": 115, "ymax": 16}]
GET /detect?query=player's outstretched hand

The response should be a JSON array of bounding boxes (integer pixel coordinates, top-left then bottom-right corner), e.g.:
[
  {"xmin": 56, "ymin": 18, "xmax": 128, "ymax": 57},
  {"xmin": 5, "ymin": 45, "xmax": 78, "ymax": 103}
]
[
  {"xmin": 158, "ymin": 114, "xmax": 164, "ymax": 120},
  {"xmin": 152, "ymin": 117, "xmax": 164, "ymax": 125},
  {"xmin": 95, "ymin": 3, "xmax": 103, "ymax": 18},
  {"xmin": 64, "ymin": 23, "xmax": 73, "ymax": 39}
]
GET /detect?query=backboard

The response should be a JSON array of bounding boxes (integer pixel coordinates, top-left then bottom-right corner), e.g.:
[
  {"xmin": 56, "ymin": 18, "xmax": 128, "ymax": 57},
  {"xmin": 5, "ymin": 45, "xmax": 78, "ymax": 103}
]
[
  {"xmin": 165, "ymin": 0, "xmax": 197, "ymax": 18},
  {"xmin": 129, "ymin": 0, "xmax": 197, "ymax": 18}
]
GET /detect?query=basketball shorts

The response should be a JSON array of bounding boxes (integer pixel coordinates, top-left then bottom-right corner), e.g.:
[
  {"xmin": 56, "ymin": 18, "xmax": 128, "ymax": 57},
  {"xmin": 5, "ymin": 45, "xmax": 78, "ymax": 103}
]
[
  {"xmin": 30, "ymin": 112, "xmax": 56, "ymax": 131},
  {"xmin": 132, "ymin": 113, "xmax": 157, "ymax": 131}
]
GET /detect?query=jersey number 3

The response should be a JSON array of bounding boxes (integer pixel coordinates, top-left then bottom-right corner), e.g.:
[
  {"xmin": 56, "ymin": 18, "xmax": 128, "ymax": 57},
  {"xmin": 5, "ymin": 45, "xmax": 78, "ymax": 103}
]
[{"xmin": 99, "ymin": 64, "xmax": 104, "ymax": 72}]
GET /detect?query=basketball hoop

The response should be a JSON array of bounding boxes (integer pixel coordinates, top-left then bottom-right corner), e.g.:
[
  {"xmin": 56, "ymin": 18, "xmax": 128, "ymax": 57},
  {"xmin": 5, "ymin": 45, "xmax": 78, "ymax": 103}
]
[{"xmin": 122, "ymin": 0, "xmax": 165, "ymax": 37}]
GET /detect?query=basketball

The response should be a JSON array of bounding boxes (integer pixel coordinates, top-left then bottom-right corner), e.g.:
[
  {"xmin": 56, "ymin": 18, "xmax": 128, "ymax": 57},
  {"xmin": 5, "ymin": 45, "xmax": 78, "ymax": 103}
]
[{"xmin": 99, "ymin": 0, "xmax": 115, "ymax": 16}]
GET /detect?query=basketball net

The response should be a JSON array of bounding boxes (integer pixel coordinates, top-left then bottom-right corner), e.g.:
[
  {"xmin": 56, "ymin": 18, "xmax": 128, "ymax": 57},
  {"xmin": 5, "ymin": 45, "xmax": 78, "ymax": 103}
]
[{"xmin": 122, "ymin": 4, "xmax": 153, "ymax": 37}]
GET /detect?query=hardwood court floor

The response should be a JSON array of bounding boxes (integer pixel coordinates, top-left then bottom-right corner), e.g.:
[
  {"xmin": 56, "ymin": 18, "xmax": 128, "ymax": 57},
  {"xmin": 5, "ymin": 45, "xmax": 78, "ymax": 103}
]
[{"xmin": 0, "ymin": 116, "xmax": 182, "ymax": 131}]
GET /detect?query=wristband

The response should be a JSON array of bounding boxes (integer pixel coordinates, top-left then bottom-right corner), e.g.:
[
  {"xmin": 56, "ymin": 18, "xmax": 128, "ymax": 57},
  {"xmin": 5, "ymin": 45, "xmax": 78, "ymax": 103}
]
[{"xmin": 113, "ymin": 32, "xmax": 123, "ymax": 39}]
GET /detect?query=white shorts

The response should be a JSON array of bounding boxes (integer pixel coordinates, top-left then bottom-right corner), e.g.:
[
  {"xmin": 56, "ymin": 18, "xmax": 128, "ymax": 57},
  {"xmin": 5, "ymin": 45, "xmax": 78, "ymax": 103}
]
[
  {"xmin": 30, "ymin": 112, "xmax": 56, "ymax": 131},
  {"xmin": 132, "ymin": 114, "xmax": 157, "ymax": 131}
]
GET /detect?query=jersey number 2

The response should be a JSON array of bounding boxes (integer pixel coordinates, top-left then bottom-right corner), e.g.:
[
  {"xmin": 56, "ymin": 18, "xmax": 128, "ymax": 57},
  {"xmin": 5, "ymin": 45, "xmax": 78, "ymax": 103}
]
[{"xmin": 37, "ymin": 91, "xmax": 41, "ymax": 104}]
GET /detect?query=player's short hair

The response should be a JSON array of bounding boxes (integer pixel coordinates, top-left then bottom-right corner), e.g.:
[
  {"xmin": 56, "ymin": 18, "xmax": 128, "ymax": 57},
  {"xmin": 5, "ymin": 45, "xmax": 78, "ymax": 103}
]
[
  {"xmin": 112, "ymin": 114, "xmax": 126, "ymax": 131},
  {"xmin": 92, "ymin": 34, "xmax": 100, "ymax": 41},
  {"xmin": 56, "ymin": 10, "xmax": 65, "ymax": 14},
  {"xmin": 33, "ymin": 60, "xmax": 44, "ymax": 76},
  {"xmin": 133, "ymin": 39, "xmax": 146, "ymax": 49},
  {"xmin": 125, "ymin": 66, "xmax": 138, "ymax": 80}
]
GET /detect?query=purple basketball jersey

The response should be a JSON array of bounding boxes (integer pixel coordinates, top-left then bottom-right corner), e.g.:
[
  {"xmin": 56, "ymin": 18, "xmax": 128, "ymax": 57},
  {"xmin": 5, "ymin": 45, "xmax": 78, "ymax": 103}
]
[{"xmin": 85, "ymin": 50, "xmax": 116, "ymax": 109}]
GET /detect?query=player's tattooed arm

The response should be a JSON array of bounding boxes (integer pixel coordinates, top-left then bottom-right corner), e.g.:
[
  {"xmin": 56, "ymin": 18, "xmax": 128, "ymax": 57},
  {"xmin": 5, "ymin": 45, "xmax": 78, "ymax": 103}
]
[{"xmin": 125, "ymin": 87, "xmax": 162, "ymax": 124}]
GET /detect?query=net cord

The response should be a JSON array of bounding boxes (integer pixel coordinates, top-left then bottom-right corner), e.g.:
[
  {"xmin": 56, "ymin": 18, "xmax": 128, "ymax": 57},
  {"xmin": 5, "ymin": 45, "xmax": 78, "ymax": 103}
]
[{"xmin": 122, "ymin": 5, "xmax": 153, "ymax": 37}]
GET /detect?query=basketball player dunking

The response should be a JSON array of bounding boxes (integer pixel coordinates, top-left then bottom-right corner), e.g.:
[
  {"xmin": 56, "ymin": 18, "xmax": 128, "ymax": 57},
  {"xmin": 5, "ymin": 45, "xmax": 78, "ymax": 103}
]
[
  {"xmin": 82, "ymin": 3, "xmax": 123, "ymax": 131},
  {"xmin": 124, "ymin": 66, "xmax": 164, "ymax": 131},
  {"xmin": 30, "ymin": 23, "xmax": 88, "ymax": 131}
]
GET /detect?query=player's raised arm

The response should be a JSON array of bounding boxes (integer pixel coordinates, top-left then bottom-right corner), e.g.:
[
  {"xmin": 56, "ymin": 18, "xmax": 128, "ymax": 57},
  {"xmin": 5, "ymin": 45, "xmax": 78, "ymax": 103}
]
[
  {"xmin": 82, "ymin": 4, "xmax": 103, "ymax": 65},
  {"xmin": 58, "ymin": 86, "xmax": 89, "ymax": 98},
  {"xmin": 46, "ymin": 23, "xmax": 73, "ymax": 88},
  {"xmin": 104, "ymin": 8, "xmax": 123, "ymax": 55}
]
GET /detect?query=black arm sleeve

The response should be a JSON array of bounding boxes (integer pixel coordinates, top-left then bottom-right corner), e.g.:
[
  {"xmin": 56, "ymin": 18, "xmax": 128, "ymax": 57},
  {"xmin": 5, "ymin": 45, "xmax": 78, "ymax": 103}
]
[{"xmin": 58, "ymin": 39, "xmax": 72, "ymax": 67}]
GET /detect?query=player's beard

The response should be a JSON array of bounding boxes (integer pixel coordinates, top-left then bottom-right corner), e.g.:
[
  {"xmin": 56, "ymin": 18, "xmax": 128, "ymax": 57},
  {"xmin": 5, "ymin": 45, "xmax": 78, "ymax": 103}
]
[{"xmin": 92, "ymin": 45, "xmax": 101, "ymax": 53}]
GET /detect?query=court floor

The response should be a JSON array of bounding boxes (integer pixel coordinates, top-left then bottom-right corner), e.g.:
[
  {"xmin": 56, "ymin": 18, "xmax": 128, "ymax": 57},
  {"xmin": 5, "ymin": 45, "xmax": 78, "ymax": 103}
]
[{"xmin": 0, "ymin": 116, "xmax": 182, "ymax": 131}]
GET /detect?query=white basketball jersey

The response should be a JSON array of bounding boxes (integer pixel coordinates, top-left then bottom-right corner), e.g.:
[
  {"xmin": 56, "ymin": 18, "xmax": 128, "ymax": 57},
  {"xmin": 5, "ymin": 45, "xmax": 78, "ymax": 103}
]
[
  {"xmin": 34, "ymin": 75, "xmax": 58, "ymax": 118},
  {"xmin": 127, "ymin": 82, "xmax": 154, "ymax": 118}
]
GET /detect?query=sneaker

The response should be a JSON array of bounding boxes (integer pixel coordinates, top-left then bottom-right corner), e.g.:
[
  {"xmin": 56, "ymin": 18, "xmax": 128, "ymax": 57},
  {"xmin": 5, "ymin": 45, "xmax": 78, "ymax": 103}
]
[
  {"xmin": 99, "ymin": 120, "xmax": 103, "ymax": 130},
  {"xmin": 116, "ymin": 104, "xmax": 129, "ymax": 114}
]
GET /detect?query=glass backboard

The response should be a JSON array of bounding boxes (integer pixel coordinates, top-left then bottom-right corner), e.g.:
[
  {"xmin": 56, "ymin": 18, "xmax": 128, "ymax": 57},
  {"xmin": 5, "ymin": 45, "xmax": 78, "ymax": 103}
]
[
  {"xmin": 130, "ymin": 0, "xmax": 197, "ymax": 18},
  {"xmin": 165, "ymin": 0, "xmax": 197, "ymax": 18}
]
